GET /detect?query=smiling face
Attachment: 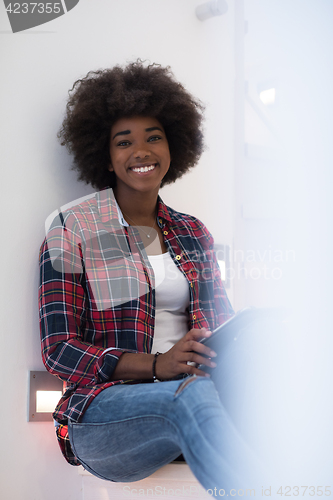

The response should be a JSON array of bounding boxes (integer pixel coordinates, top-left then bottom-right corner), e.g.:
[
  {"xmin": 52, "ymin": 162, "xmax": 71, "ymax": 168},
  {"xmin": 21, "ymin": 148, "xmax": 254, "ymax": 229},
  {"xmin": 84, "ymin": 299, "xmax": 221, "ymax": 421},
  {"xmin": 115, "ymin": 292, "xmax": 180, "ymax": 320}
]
[{"xmin": 108, "ymin": 116, "xmax": 171, "ymax": 199}]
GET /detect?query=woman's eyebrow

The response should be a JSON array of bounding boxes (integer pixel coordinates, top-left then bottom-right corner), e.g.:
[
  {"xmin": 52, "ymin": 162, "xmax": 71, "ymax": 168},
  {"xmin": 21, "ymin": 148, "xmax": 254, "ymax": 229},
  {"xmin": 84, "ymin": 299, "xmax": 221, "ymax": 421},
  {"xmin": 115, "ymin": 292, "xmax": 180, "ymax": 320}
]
[
  {"xmin": 112, "ymin": 126, "xmax": 163, "ymax": 140},
  {"xmin": 145, "ymin": 127, "xmax": 163, "ymax": 133},
  {"xmin": 112, "ymin": 130, "xmax": 130, "ymax": 140}
]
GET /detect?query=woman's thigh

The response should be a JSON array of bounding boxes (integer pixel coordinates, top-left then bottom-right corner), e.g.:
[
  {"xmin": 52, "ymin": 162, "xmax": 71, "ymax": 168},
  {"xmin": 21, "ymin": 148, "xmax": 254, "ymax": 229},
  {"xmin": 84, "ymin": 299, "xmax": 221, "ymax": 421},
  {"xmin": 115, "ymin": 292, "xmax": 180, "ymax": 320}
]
[
  {"xmin": 68, "ymin": 375, "xmax": 261, "ymax": 489},
  {"xmin": 68, "ymin": 377, "xmax": 204, "ymax": 482}
]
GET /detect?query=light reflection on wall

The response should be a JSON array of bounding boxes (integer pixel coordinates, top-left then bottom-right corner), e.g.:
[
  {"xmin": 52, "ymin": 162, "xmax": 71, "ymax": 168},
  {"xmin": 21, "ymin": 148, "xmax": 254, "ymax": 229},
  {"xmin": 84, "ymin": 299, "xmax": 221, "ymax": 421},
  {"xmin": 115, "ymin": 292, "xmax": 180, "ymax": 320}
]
[{"xmin": 239, "ymin": 0, "xmax": 333, "ymax": 487}]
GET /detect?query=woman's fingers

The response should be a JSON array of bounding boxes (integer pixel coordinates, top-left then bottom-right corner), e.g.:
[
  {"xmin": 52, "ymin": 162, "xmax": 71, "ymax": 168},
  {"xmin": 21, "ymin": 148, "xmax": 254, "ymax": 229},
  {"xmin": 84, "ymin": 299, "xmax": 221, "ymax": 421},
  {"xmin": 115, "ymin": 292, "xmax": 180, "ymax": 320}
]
[
  {"xmin": 183, "ymin": 351, "xmax": 217, "ymax": 369},
  {"xmin": 184, "ymin": 329, "xmax": 217, "ymax": 359},
  {"xmin": 157, "ymin": 328, "xmax": 217, "ymax": 380},
  {"xmin": 182, "ymin": 362, "xmax": 212, "ymax": 378},
  {"xmin": 186, "ymin": 339, "xmax": 216, "ymax": 358},
  {"xmin": 185, "ymin": 327, "xmax": 211, "ymax": 341}
]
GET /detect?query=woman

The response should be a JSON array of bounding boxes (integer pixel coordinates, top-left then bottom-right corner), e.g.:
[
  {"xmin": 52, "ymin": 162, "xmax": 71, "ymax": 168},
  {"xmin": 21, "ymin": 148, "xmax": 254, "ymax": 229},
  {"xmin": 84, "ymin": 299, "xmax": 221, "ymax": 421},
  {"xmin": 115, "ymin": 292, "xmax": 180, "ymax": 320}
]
[{"xmin": 39, "ymin": 61, "xmax": 261, "ymax": 492}]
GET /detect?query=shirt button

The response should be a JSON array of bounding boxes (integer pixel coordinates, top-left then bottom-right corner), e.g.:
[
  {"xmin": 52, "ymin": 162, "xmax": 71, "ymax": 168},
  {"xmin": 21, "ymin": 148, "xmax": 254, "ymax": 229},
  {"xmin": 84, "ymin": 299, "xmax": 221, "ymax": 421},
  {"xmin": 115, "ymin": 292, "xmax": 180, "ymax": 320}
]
[
  {"xmin": 159, "ymin": 219, "xmax": 162, "ymax": 224},
  {"xmin": 176, "ymin": 255, "xmax": 181, "ymax": 260},
  {"xmin": 190, "ymin": 282, "xmax": 193, "ymax": 287},
  {"xmin": 193, "ymin": 314, "xmax": 197, "ymax": 320},
  {"xmin": 163, "ymin": 230, "xmax": 168, "ymax": 235}
]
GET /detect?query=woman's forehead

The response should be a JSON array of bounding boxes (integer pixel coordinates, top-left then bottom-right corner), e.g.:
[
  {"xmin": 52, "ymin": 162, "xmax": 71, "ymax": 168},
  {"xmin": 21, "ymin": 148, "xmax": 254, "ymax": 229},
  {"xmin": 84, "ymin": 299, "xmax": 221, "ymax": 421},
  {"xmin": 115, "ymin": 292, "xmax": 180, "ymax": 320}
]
[{"xmin": 110, "ymin": 116, "xmax": 164, "ymax": 137}]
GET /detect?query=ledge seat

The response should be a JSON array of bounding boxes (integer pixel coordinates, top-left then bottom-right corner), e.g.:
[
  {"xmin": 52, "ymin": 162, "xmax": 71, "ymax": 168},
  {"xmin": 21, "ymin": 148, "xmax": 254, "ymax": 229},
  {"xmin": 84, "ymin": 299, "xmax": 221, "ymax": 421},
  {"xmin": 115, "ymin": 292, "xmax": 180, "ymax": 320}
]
[{"xmin": 78, "ymin": 463, "xmax": 209, "ymax": 499}]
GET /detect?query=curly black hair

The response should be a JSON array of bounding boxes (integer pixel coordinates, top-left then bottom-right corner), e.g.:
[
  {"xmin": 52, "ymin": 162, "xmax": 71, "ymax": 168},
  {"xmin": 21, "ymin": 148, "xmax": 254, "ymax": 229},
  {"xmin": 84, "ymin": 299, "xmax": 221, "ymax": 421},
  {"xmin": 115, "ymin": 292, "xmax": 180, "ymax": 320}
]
[{"xmin": 57, "ymin": 61, "xmax": 205, "ymax": 190}]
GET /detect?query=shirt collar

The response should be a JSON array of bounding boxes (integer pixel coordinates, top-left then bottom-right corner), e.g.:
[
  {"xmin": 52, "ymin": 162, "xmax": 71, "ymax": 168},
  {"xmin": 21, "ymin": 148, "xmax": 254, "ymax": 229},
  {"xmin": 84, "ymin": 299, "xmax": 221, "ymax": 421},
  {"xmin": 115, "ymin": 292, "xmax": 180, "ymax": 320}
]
[
  {"xmin": 96, "ymin": 187, "xmax": 124, "ymax": 225},
  {"xmin": 157, "ymin": 195, "xmax": 172, "ymax": 226},
  {"xmin": 115, "ymin": 199, "xmax": 129, "ymax": 227},
  {"xmin": 96, "ymin": 187, "xmax": 172, "ymax": 227}
]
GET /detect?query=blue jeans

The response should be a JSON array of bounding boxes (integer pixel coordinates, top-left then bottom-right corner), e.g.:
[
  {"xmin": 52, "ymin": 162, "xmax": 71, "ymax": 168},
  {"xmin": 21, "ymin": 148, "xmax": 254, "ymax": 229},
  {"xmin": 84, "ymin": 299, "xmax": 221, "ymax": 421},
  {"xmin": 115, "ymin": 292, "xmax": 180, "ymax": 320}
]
[{"xmin": 68, "ymin": 376, "xmax": 265, "ymax": 493}]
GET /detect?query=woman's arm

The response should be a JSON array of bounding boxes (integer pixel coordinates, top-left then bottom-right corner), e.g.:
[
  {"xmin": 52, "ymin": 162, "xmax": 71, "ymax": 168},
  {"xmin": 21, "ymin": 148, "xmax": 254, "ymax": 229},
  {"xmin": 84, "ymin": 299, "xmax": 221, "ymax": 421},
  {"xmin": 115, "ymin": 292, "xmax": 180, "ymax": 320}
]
[
  {"xmin": 40, "ymin": 218, "xmax": 215, "ymax": 385},
  {"xmin": 40, "ymin": 210, "xmax": 223, "ymax": 385},
  {"xmin": 111, "ymin": 328, "xmax": 217, "ymax": 381},
  {"xmin": 211, "ymin": 246, "xmax": 234, "ymax": 324},
  {"xmin": 199, "ymin": 223, "xmax": 234, "ymax": 324},
  {"xmin": 39, "ymin": 213, "xmax": 127, "ymax": 386},
  {"xmin": 40, "ymin": 230, "xmax": 215, "ymax": 384}
]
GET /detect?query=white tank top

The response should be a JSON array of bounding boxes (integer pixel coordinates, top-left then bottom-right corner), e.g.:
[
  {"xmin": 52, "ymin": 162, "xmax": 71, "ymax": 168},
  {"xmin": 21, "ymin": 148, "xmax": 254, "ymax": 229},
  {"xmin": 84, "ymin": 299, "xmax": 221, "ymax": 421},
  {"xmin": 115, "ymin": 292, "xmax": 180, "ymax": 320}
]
[{"xmin": 147, "ymin": 252, "xmax": 190, "ymax": 354}]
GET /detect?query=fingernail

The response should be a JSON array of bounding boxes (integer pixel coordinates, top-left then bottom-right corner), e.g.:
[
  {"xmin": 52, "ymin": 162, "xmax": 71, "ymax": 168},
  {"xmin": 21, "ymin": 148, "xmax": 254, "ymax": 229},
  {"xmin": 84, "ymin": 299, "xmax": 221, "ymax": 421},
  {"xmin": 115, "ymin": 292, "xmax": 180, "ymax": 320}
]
[
  {"xmin": 210, "ymin": 351, "xmax": 217, "ymax": 357},
  {"xmin": 211, "ymin": 361, "xmax": 217, "ymax": 368}
]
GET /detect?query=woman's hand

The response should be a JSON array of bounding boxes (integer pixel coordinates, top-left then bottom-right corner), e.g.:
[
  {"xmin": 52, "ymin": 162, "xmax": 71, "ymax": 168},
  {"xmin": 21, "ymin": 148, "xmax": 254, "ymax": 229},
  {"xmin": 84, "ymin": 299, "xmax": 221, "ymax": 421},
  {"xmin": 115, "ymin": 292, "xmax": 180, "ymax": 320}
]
[
  {"xmin": 154, "ymin": 328, "xmax": 217, "ymax": 380},
  {"xmin": 110, "ymin": 328, "xmax": 217, "ymax": 381}
]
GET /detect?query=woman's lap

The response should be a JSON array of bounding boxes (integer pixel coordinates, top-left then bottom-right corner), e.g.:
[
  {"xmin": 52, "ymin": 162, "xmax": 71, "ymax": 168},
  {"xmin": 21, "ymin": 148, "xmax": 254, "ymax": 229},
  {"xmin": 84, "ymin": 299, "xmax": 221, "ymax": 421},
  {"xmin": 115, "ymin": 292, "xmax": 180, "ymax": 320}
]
[
  {"xmin": 68, "ymin": 378, "xmax": 187, "ymax": 482},
  {"xmin": 68, "ymin": 375, "xmax": 262, "ymax": 490}
]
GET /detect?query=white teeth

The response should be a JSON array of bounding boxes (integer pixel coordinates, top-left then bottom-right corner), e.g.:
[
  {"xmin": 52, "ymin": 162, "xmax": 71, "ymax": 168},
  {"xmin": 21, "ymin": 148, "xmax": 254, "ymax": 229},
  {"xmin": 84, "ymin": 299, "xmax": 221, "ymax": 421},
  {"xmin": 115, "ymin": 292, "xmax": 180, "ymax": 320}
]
[{"xmin": 131, "ymin": 164, "xmax": 156, "ymax": 173}]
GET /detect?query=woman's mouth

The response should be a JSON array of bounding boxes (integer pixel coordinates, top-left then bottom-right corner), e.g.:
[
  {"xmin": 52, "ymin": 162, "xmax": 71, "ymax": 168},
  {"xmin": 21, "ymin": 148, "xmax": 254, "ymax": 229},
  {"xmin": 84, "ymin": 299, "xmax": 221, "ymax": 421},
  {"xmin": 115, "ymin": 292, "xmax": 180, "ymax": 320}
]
[{"xmin": 130, "ymin": 164, "xmax": 157, "ymax": 174}]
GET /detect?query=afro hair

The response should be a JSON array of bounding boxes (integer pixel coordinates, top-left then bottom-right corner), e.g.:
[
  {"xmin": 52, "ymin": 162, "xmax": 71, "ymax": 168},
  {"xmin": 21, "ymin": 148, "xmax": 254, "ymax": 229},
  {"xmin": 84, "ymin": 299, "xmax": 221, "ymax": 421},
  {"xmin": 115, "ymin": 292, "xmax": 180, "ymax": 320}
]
[{"xmin": 57, "ymin": 61, "xmax": 205, "ymax": 190}]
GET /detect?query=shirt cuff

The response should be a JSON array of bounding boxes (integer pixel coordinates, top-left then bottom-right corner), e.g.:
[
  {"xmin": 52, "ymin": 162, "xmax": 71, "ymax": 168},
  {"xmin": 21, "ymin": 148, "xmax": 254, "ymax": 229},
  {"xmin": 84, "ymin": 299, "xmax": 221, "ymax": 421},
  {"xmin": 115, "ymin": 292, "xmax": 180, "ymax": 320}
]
[
  {"xmin": 94, "ymin": 349, "xmax": 126, "ymax": 383},
  {"xmin": 95, "ymin": 348, "xmax": 138, "ymax": 383}
]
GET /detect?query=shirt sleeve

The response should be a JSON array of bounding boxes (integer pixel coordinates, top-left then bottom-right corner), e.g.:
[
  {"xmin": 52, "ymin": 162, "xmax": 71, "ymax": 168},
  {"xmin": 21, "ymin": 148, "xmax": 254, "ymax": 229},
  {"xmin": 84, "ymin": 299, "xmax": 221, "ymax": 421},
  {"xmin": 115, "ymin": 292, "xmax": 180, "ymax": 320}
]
[
  {"xmin": 200, "ymin": 222, "xmax": 234, "ymax": 325},
  {"xmin": 211, "ymin": 242, "xmax": 234, "ymax": 325},
  {"xmin": 39, "ymin": 211, "xmax": 125, "ymax": 386}
]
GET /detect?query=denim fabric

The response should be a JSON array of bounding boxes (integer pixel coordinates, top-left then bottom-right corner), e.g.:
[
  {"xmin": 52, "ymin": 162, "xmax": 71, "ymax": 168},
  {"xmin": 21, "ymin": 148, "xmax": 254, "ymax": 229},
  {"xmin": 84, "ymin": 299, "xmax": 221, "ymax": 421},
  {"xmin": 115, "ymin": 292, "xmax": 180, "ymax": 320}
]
[{"xmin": 68, "ymin": 376, "xmax": 264, "ymax": 492}]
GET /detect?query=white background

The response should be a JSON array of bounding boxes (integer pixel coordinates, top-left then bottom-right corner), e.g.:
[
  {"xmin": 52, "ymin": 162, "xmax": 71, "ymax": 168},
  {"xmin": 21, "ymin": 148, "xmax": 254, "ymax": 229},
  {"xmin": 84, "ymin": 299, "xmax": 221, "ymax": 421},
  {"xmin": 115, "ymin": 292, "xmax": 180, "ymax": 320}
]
[{"xmin": 0, "ymin": 1, "xmax": 332, "ymax": 499}]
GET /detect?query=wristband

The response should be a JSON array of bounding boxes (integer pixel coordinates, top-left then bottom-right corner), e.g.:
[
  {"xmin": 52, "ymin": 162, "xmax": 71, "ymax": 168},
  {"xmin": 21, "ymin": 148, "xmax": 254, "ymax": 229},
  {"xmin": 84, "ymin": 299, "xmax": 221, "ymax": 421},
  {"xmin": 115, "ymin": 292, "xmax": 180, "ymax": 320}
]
[{"xmin": 152, "ymin": 352, "xmax": 162, "ymax": 382}]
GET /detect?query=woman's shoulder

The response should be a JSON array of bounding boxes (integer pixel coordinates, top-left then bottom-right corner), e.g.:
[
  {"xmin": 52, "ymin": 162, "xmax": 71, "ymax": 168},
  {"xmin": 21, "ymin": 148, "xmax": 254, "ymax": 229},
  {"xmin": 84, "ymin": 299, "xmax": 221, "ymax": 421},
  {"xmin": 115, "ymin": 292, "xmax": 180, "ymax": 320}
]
[
  {"xmin": 163, "ymin": 203, "xmax": 214, "ymax": 248},
  {"xmin": 45, "ymin": 192, "xmax": 99, "ymax": 235}
]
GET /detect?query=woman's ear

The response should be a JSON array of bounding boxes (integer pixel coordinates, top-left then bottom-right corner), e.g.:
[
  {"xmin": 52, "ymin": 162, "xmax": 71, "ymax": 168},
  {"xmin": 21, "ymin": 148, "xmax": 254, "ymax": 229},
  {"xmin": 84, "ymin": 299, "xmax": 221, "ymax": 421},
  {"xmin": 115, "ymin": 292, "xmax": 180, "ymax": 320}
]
[{"xmin": 108, "ymin": 163, "xmax": 114, "ymax": 172}]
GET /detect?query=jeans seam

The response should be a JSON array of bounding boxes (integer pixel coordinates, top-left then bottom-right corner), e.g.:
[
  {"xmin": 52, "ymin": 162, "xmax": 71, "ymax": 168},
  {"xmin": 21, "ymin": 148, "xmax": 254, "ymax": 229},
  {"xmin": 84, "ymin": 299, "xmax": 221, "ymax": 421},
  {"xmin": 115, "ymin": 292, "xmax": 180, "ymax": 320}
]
[
  {"xmin": 174, "ymin": 375, "xmax": 198, "ymax": 397},
  {"xmin": 173, "ymin": 375, "xmax": 214, "ymax": 399},
  {"xmin": 72, "ymin": 414, "xmax": 178, "ymax": 427}
]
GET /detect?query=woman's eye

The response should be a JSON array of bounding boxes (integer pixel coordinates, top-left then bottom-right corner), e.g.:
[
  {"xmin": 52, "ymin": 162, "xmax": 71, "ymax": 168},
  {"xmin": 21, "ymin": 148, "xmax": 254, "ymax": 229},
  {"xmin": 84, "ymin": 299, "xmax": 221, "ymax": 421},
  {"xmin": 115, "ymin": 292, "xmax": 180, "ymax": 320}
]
[
  {"xmin": 148, "ymin": 135, "xmax": 162, "ymax": 142},
  {"xmin": 117, "ymin": 140, "xmax": 131, "ymax": 147}
]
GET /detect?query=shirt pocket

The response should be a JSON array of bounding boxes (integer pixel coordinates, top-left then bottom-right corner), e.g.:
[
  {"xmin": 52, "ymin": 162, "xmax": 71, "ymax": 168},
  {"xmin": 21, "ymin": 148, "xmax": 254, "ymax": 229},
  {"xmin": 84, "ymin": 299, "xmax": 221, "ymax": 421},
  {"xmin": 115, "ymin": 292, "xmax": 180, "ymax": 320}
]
[{"xmin": 83, "ymin": 231, "xmax": 150, "ymax": 311}]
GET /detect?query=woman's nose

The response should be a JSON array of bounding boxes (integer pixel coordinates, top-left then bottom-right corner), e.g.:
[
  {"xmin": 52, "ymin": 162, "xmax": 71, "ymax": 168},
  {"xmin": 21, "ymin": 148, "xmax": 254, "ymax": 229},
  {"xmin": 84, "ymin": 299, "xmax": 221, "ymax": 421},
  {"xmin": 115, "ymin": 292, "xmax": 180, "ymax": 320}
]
[{"xmin": 133, "ymin": 142, "xmax": 151, "ymax": 159}]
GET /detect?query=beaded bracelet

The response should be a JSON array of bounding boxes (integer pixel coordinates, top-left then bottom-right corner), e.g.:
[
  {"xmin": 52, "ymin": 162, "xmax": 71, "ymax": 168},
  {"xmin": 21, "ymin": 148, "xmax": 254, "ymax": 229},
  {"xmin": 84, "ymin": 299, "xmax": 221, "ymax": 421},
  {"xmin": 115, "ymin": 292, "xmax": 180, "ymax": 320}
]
[{"xmin": 152, "ymin": 352, "xmax": 161, "ymax": 382}]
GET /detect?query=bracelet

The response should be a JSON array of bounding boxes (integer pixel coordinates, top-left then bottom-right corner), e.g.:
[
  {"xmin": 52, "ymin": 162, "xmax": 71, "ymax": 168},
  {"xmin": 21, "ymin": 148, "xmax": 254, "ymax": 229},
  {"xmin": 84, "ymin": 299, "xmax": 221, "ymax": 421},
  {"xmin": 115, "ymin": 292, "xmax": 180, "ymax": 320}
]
[{"xmin": 152, "ymin": 352, "xmax": 161, "ymax": 382}]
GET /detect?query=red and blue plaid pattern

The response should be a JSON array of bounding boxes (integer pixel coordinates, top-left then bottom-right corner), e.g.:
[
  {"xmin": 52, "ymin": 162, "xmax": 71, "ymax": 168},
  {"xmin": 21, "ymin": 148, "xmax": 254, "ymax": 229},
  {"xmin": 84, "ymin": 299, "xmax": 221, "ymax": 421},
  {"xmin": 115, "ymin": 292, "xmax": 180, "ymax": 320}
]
[{"xmin": 39, "ymin": 188, "xmax": 233, "ymax": 465}]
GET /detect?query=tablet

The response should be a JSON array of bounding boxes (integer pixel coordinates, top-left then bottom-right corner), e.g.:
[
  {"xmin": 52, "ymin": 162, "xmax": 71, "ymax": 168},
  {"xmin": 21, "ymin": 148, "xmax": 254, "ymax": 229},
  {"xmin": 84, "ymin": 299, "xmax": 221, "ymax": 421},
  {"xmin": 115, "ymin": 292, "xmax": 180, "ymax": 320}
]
[{"xmin": 197, "ymin": 306, "xmax": 289, "ymax": 373}]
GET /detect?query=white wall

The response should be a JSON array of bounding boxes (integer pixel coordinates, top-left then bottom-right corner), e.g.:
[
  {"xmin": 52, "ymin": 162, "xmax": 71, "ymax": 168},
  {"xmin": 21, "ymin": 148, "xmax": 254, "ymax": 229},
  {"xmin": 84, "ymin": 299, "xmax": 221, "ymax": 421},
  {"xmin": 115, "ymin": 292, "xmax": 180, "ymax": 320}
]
[
  {"xmin": 0, "ymin": 2, "xmax": 235, "ymax": 499},
  {"xmin": 239, "ymin": 0, "xmax": 333, "ymax": 486}
]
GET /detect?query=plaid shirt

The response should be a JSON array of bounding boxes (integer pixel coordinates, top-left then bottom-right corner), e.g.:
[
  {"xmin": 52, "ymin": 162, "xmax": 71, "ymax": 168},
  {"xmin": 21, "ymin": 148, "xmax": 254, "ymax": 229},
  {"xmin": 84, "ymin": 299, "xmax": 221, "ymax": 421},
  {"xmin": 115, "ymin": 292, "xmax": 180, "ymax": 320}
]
[{"xmin": 39, "ymin": 188, "xmax": 233, "ymax": 465}]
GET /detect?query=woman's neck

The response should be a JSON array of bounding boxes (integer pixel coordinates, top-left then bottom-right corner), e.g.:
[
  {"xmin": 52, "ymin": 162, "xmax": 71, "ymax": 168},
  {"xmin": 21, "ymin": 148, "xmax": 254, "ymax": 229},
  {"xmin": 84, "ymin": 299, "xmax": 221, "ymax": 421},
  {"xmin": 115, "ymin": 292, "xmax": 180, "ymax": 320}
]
[{"xmin": 113, "ymin": 187, "xmax": 158, "ymax": 225}]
